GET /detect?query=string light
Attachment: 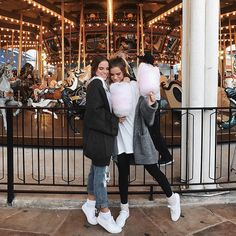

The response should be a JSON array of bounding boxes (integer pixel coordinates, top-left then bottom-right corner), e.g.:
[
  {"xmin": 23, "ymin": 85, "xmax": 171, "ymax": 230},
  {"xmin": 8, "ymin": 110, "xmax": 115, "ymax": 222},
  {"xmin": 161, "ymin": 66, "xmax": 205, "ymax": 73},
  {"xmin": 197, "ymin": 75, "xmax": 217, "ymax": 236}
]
[
  {"xmin": 148, "ymin": 3, "xmax": 182, "ymax": 25},
  {"xmin": 22, "ymin": 0, "xmax": 75, "ymax": 26}
]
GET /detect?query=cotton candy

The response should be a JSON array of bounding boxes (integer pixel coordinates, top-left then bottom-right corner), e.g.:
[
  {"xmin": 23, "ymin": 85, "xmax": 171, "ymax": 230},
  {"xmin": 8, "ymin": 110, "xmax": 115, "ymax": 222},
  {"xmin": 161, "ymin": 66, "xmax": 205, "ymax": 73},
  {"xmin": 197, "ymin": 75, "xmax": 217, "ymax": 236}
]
[
  {"xmin": 110, "ymin": 82, "xmax": 132, "ymax": 117},
  {"xmin": 137, "ymin": 62, "xmax": 159, "ymax": 96}
]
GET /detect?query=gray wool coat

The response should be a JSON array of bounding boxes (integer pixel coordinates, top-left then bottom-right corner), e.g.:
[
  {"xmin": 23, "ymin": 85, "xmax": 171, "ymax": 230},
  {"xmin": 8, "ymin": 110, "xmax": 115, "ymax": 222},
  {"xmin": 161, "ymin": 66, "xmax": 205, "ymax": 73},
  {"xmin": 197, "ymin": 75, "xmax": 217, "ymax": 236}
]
[{"xmin": 133, "ymin": 96, "xmax": 159, "ymax": 165}]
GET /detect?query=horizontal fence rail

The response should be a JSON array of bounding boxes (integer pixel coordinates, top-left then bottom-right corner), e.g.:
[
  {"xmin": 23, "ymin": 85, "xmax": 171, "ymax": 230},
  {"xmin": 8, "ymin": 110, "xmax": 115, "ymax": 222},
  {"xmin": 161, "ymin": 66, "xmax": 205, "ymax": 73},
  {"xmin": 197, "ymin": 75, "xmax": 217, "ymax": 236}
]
[{"xmin": 1, "ymin": 106, "xmax": 236, "ymax": 204}]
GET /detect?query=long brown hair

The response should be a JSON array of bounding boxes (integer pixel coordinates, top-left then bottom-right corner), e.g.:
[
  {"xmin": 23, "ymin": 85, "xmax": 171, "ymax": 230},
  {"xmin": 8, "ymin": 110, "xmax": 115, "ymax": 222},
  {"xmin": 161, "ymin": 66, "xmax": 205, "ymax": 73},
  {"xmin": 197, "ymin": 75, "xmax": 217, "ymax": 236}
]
[
  {"xmin": 109, "ymin": 57, "xmax": 129, "ymax": 79},
  {"xmin": 91, "ymin": 55, "xmax": 109, "ymax": 77}
]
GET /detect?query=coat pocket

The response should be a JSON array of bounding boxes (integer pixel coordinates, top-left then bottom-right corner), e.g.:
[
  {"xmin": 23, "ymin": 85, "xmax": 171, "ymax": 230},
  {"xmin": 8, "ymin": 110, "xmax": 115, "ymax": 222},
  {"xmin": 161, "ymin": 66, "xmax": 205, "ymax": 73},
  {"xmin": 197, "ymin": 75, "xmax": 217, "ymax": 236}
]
[{"xmin": 139, "ymin": 130, "xmax": 156, "ymax": 157}]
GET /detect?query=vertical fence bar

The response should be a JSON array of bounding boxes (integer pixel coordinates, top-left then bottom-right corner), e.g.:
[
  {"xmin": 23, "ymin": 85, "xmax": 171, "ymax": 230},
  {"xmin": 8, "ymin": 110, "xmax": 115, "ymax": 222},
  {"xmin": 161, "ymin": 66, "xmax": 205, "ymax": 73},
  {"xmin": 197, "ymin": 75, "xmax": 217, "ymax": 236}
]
[{"xmin": 7, "ymin": 108, "xmax": 14, "ymax": 205}]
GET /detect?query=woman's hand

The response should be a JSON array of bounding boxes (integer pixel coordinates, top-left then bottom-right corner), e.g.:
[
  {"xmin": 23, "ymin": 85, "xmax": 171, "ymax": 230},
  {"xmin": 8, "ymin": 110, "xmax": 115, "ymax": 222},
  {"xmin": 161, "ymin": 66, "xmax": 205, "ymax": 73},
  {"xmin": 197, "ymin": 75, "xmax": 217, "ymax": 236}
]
[
  {"xmin": 119, "ymin": 116, "xmax": 126, "ymax": 123},
  {"xmin": 123, "ymin": 77, "xmax": 130, "ymax": 82},
  {"xmin": 147, "ymin": 92, "xmax": 156, "ymax": 106}
]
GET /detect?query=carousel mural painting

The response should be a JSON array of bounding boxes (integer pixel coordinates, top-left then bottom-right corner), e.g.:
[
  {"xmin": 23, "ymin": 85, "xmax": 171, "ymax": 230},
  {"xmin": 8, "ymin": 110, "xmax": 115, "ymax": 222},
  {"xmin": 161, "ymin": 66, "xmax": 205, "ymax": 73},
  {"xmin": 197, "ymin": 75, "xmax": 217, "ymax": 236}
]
[{"xmin": 0, "ymin": 0, "xmax": 235, "ymax": 204}]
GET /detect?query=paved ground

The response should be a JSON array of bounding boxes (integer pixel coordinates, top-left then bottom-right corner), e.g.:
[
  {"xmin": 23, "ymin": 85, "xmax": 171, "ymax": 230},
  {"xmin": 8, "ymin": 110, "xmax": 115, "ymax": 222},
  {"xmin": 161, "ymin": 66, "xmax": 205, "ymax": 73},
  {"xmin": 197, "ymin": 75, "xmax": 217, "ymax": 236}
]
[{"xmin": 0, "ymin": 192, "xmax": 236, "ymax": 235}]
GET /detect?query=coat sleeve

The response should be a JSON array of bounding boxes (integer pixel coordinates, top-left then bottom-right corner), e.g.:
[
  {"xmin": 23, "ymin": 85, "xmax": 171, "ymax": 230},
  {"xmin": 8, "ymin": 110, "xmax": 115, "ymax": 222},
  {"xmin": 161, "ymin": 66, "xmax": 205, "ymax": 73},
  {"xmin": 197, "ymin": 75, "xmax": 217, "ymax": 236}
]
[
  {"xmin": 139, "ymin": 96, "xmax": 158, "ymax": 127},
  {"xmin": 84, "ymin": 80, "xmax": 119, "ymax": 136}
]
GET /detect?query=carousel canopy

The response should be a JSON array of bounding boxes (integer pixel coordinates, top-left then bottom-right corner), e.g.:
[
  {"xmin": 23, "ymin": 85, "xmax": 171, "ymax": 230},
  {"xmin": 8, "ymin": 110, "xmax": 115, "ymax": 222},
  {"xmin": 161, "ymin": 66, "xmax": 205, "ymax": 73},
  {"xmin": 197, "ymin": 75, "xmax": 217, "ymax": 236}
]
[{"xmin": 0, "ymin": 0, "xmax": 235, "ymax": 66}]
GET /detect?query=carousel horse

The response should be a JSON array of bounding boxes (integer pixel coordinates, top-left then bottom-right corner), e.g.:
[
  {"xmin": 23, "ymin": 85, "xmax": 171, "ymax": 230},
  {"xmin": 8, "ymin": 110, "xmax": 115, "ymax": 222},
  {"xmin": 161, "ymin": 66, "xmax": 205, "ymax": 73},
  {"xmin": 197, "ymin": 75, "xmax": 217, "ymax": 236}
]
[
  {"xmin": 161, "ymin": 77, "xmax": 182, "ymax": 108},
  {"xmin": 0, "ymin": 89, "xmax": 22, "ymax": 131},
  {"xmin": 219, "ymin": 83, "xmax": 236, "ymax": 130},
  {"xmin": 10, "ymin": 63, "xmax": 35, "ymax": 105},
  {"xmin": 28, "ymin": 79, "xmax": 65, "ymax": 119},
  {"xmin": 61, "ymin": 67, "xmax": 90, "ymax": 133},
  {"xmin": 0, "ymin": 64, "xmax": 12, "ymax": 94},
  {"xmin": 27, "ymin": 97, "xmax": 59, "ymax": 119}
]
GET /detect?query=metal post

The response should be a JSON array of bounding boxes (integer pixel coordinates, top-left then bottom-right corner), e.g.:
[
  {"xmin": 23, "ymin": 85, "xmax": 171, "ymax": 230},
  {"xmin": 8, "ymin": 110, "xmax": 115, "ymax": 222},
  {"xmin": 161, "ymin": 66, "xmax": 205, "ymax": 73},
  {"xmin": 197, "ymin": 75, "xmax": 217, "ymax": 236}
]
[{"xmin": 6, "ymin": 108, "xmax": 14, "ymax": 205}]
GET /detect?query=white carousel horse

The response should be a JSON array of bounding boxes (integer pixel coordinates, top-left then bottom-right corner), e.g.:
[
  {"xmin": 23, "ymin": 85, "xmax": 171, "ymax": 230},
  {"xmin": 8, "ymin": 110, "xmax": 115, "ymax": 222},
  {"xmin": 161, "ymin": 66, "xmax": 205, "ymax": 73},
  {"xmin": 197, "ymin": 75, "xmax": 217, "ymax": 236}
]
[
  {"xmin": 0, "ymin": 64, "xmax": 13, "ymax": 95},
  {"xmin": 0, "ymin": 89, "xmax": 22, "ymax": 131},
  {"xmin": 27, "ymin": 97, "xmax": 58, "ymax": 119},
  {"xmin": 0, "ymin": 65, "xmax": 22, "ymax": 131}
]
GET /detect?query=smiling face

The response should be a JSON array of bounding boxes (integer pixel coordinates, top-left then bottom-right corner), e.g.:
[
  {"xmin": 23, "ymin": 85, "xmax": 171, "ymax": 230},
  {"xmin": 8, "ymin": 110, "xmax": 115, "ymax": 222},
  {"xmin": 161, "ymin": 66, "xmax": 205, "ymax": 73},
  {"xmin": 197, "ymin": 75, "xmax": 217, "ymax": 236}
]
[
  {"xmin": 96, "ymin": 60, "xmax": 109, "ymax": 80},
  {"xmin": 110, "ymin": 66, "xmax": 124, "ymax": 83}
]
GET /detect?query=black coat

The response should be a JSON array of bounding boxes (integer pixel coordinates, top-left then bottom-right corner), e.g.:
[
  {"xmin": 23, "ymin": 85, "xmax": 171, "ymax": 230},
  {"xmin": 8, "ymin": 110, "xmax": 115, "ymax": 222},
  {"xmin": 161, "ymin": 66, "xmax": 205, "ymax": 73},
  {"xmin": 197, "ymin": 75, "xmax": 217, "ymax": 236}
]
[{"xmin": 83, "ymin": 79, "xmax": 119, "ymax": 166}]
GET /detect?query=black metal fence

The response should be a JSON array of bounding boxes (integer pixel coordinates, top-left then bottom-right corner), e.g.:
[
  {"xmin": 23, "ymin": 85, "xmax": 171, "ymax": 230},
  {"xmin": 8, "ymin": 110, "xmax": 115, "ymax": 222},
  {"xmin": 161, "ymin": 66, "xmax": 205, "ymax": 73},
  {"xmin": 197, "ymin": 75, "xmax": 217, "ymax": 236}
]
[{"xmin": 1, "ymin": 106, "xmax": 236, "ymax": 205}]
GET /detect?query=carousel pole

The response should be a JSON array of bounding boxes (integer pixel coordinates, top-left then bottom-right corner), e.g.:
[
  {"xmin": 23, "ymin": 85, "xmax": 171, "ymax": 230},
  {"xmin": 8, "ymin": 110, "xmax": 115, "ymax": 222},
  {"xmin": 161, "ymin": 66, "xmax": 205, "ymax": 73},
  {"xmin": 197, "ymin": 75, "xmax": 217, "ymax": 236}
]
[
  {"xmin": 17, "ymin": 13, "xmax": 23, "ymax": 75},
  {"xmin": 107, "ymin": 0, "xmax": 110, "ymax": 59},
  {"xmin": 38, "ymin": 17, "xmax": 43, "ymax": 82},
  {"xmin": 69, "ymin": 24, "xmax": 72, "ymax": 69},
  {"xmin": 139, "ymin": 4, "xmax": 144, "ymax": 55},
  {"xmin": 24, "ymin": 31, "xmax": 27, "ymax": 65},
  {"xmin": 223, "ymin": 34, "xmax": 226, "ymax": 77},
  {"xmin": 77, "ymin": 3, "xmax": 83, "ymax": 70},
  {"xmin": 6, "ymin": 42, "xmax": 8, "ymax": 63},
  {"xmin": 229, "ymin": 17, "xmax": 233, "ymax": 74},
  {"xmin": 61, "ymin": 0, "xmax": 65, "ymax": 82},
  {"xmin": 11, "ymin": 30, "xmax": 14, "ymax": 64},
  {"xmin": 136, "ymin": 4, "xmax": 140, "ymax": 67},
  {"xmin": 82, "ymin": 6, "xmax": 86, "ymax": 68},
  {"xmin": 35, "ymin": 41, "xmax": 38, "ymax": 79},
  {"xmin": 150, "ymin": 24, "xmax": 153, "ymax": 55}
]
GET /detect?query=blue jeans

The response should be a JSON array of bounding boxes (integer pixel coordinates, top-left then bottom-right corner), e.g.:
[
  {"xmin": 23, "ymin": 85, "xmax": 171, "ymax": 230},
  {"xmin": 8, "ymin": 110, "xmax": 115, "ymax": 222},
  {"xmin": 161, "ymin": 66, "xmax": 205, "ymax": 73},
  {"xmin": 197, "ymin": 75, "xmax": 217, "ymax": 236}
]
[{"xmin": 87, "ymin": 164, "xmax": 109, "ymax": 208}]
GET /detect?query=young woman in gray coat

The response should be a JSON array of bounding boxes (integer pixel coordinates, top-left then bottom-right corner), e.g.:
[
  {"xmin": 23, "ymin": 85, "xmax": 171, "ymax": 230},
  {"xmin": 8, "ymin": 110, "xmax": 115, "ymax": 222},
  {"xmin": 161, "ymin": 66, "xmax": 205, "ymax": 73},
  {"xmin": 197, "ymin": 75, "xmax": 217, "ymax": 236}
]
[{"xmin": 109, "ymin": 57, "xmax": 181, "ymax": 229}]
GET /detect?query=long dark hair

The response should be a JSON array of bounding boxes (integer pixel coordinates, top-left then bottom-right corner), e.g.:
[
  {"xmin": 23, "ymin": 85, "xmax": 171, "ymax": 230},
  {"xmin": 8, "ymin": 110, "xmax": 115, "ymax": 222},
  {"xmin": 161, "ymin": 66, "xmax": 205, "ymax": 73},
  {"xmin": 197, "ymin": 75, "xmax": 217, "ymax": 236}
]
[
  {"xmin": 91, "ymin": 55, "xmax": 109, "ymax": 77},
  {"xmin": 109, "ymin": 57, "xmax": 129, "ymax": 78}
]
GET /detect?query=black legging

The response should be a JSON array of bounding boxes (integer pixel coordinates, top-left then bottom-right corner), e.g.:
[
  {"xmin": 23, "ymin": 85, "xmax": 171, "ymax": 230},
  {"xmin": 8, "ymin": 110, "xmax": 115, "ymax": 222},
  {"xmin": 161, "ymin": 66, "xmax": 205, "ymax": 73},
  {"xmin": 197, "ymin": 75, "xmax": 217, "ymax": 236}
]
[
  {"xmin": 148, "ymin": 110, "xmax": 172, "ymax": 160},
  {"xmin": 116, "ymin": 153, "xmax": 172, "ymax": 204}
]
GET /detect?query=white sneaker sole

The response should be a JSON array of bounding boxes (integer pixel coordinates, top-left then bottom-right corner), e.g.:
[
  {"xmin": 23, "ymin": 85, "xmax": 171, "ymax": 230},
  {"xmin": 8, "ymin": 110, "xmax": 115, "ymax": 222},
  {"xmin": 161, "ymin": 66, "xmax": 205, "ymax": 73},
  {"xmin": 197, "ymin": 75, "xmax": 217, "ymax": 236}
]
[
  {"xmin": 159, "ymin": 160, "xmax": 174, "ymax": 167},
  {"xmin": 97, "ymin": 217, "xmax": 122, "ymax": 234}
]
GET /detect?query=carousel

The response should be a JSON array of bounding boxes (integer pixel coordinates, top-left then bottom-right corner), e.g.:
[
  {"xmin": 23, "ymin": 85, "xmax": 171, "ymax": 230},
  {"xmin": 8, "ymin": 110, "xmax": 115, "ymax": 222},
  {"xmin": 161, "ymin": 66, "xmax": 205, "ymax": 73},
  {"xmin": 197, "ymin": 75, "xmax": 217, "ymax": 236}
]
[{"xmin": 0, "ymin": 0, "xmax": 235, "ymax": 146}]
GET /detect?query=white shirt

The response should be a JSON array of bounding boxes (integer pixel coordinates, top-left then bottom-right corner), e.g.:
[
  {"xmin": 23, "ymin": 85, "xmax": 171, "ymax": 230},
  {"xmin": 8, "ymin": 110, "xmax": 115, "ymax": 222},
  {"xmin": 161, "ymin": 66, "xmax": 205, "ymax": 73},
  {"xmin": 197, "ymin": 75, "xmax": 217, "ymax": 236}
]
[{"xmin": 116, "ymin": 81, "xmax": 139, "ymax": 155}]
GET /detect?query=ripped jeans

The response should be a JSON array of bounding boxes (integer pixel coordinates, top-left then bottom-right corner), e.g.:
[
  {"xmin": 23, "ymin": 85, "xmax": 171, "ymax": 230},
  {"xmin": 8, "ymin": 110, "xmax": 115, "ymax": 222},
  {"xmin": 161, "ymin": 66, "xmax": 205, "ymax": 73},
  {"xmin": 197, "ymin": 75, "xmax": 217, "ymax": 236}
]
[{"xmin": 87, "ymin": 164, "xmax": 109, "ymax": 209}]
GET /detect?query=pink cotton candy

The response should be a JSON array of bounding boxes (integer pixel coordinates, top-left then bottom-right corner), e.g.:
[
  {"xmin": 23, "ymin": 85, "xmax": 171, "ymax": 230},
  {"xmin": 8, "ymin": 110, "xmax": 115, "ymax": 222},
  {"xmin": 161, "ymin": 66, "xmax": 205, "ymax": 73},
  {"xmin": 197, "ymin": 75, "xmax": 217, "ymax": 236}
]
[
  {"xmin": 137, "ymin": 63, "xmax": 159, "ymax": 96},
  {"xmin": 110, "ymin": 82, "xmax": 132, "ymax": 117}
]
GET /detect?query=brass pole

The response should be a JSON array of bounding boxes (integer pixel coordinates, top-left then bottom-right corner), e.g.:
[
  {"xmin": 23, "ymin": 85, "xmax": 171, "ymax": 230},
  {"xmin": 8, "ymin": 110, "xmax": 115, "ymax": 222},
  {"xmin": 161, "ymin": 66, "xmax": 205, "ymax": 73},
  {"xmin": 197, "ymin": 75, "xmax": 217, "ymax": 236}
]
[
  {"xmin": 77, "ymin": 4, "xmax": 83, "ymax": 70},
  {"xmin": 82, "ymin": 7, "xmax": 86, "ymax": 68},
  {"xmin": 136, "ymin": 4, "xmax": 140, "ymax": 67},
  {"xmin": 11, "ymin": 30, "xmax": 14, "ymax": 63},
  {"xmin": 229, "ymin": 17, "xmax": 233, "ymax": 74},
  {"xmin": 38, "ymin": 17, "xmax": 43, "ymax": 82},
  {"xmin": 150, "ymin": 25, "xmax": 153, "ymax": 55},
  {"xmin": 17, "ymin": 13, "xmax": 23, "ymax": 75},
  {"xmin": 6, "ymin": 42, "xmax": 8, "ymax": 63},
  {"xmin": 107, "ymin": 1, "xmax": 110, "ymax": 58},
  {"xmin": 61, "ymin": 0, "xmax": 65, "ymax": 82},
  {"xmin": 140, "ymin": 4, "xmax": 144, "ymax": 55},
  {"xmin": 69, "ymin": 24, "xmax": 72, "ymax": 69},
  {"xmin": 24, "ymin": 31, "xmax": 27, "ymax": 65}
]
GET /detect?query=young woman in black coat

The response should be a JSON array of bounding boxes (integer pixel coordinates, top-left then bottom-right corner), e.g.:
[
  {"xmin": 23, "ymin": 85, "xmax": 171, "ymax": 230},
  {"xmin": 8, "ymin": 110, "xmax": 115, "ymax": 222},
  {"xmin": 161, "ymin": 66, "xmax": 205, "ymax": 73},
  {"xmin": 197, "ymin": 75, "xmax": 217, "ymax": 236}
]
[{"xmin": 82, "ymin": 55, "xmax": 121, "ymax": 234}]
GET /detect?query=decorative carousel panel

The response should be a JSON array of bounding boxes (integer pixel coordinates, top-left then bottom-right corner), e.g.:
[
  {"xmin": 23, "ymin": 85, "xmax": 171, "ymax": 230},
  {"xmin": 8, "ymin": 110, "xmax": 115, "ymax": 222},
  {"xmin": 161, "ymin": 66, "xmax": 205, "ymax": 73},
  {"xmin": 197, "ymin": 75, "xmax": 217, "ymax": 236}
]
[
  {"xmin": 85, "ymin": 33, "xmax": 107, "ymax": 52},
  {"xmin": 114, "ymin": 33, "xmax": 136, "ymax": 52}
]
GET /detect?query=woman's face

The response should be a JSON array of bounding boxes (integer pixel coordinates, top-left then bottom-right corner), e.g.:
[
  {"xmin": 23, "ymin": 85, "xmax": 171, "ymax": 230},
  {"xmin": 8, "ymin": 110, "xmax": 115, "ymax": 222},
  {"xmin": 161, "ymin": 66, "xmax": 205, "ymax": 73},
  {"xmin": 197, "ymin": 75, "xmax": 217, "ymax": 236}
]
[
  {"xmin": 110, "ymin": 66, "xmax": 124, "ymax": 83},
  {"xmin": 96, "ymin": 60, "xmax": 109, "ymax": 80}
]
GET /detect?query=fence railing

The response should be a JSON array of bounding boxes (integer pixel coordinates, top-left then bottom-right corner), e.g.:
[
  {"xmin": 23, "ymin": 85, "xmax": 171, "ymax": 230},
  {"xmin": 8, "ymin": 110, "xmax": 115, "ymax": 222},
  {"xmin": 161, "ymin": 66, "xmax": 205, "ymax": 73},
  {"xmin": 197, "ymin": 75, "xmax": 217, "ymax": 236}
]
[{"xmin": 1, "ymin": 106, "xmax": 236, "ymax": 205}]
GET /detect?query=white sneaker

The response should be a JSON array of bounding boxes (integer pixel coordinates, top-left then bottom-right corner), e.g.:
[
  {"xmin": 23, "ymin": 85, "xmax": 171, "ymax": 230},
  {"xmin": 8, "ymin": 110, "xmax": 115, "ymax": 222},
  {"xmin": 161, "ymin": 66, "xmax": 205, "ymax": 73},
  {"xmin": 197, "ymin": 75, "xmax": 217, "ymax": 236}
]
[
  {"xmin": 168, "ymin": 193, "xmax": 181, "ymax": 222},
  {"xmin": 97, "ymin": 212, "xmax": 122, "ymax": 234},
  {"xmin": 82, "ymin": 202, "xmax": 97, "ymax": 225},
  {"xmin": 116, "ymin": 209, "xmax": 129, "ymax": 228}
]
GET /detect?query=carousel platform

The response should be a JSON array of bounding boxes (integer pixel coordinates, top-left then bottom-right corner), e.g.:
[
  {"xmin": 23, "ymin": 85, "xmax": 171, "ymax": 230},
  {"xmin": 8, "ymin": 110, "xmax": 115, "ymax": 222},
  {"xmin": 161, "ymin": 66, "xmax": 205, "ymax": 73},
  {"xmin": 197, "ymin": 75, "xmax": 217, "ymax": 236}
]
[
  {"xmin": 0, "ymin": 108, "xmax": 83, "ymax": 148},
  {"xmin": 1, "ymin": 108, "xmax": 236, "ymax": 148}
]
